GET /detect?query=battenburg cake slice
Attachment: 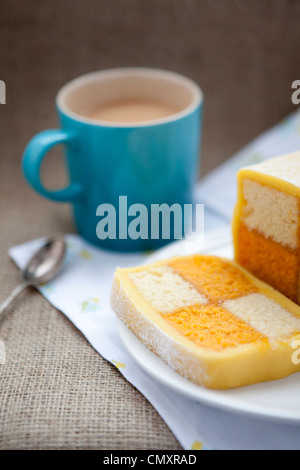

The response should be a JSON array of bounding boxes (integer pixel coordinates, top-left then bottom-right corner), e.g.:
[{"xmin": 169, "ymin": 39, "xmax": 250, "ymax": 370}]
[
  {"xmin": 233, "ymin": 151, "xmax": 300, "ymax": 304},
  {"xmin": 111, "ymin": 255, "xmax": 300, "ymax": 389}
]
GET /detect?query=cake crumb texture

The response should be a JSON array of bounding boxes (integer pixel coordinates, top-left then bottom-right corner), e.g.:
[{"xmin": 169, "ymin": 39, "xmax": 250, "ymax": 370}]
[
  {"xmin": 224, "ymin": 293, "xmax": 300, "ymax": 340},
  {"xmin": 169, "ymin": 255, "xmax": 257, "ymax": 301},
  {"xmin": 164, "ymin": 304, "xmax": 266, "ymax": 351},
  {"xmin": 241, "ymin": 178, "xmax": 299, "ymax": 250},
  {"xmin": 236, "ymin": 223, "xmax": 299, "ymax": 303},
  {"xmin": 127, "ymin": 265, "xmax": 207, "ymax": 313}
]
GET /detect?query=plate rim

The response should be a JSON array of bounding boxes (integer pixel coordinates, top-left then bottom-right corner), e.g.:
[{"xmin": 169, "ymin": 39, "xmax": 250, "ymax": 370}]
[
  {"xmin": 118, "ymin": 231, "xmax": 300, "ymax": 425},
  {"xmin": 118, "ymin": 320, "xmax": 300, "ymax": 425}
]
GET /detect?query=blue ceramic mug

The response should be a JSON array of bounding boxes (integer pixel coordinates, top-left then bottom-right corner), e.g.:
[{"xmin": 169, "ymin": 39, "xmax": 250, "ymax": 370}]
[{"xmin": 22, "ymin": 68, "xmax": 203, "ymax": 251}]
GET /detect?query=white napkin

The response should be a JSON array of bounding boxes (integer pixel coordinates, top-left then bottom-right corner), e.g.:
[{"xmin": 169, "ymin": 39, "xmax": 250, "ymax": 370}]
[
  {"xmin": 8, "ymin": 108, "xmax": 300, "ymax": 450},
  {"xmin": 196, "ymin": 108, "xmax": 300, "ymax": 220}
]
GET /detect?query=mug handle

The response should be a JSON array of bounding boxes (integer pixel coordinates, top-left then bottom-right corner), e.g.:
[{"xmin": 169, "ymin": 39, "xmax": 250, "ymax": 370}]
[{"xmin": 22, "ymin": 129, "xmax": 84, "ymax": 202}]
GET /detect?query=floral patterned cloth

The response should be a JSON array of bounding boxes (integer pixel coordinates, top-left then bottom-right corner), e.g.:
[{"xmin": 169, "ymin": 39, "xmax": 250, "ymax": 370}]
[
  {"xmin": 196, "ymin": 108, "xmax": 300, "ymax": 220},
  {"xmin": 9, "ymin": 108, "xmax": 300, "ymax": 450}
]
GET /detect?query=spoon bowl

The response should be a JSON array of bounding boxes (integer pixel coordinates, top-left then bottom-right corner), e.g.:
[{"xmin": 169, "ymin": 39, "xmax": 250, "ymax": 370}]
[
  {"xmin": 23, "ymin": 235, "xmax": 66, "ymax": 285},
  {"xmin": 0, "ymin": 234, "xmax": 67, "ymax": 318}
]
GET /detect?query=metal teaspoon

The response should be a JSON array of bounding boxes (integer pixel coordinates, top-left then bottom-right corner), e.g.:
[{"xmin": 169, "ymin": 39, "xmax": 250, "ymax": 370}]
[{"xmin": 0, "ymin": 234, "xmax": 66, "ymax": 318}]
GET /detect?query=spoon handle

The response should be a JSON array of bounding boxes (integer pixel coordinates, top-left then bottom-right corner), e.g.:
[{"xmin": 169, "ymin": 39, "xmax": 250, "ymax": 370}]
[{"xmin": 0, "ymin": 281, "xmax": 31, "ymax": 318}]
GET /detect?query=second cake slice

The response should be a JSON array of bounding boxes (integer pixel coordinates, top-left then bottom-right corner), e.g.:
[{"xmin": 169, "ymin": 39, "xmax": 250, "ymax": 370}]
[{"xmin": 232, "ymin": 151, "xmax": 300, "ymax": 304}]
